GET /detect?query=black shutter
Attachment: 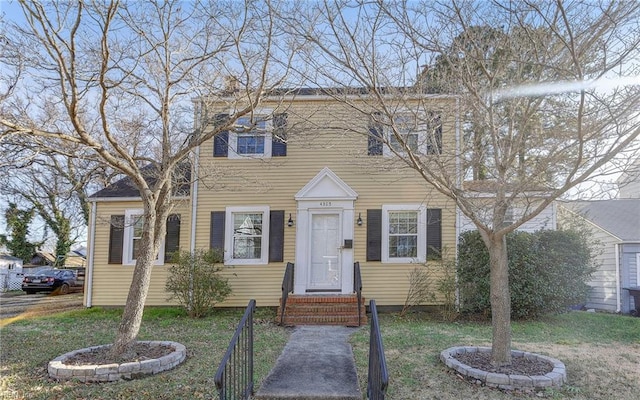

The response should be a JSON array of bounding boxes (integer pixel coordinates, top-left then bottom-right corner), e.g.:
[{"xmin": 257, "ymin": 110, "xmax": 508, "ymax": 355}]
[
  {"xmin": 272, "ymin": 113, "xmax": 288, "ymax": 157},
  {"xmin": 164, "ymin": 214, "xmax": 181, "ymax": 261},
  {"xmin": 426, "ymin": 209, "xmax": 442, "ymax": 259},
  {"xmin": 269, "ymin": 210, "xmax": 285, "ymax": 262},
  {"xmin": 368, "ymin": 113, "xmax": 383, "ymax": 156},
  {"xmin": 366, "ymin": 209, "xmax": 382, "ymax": 261},
  {"xmin": 210, "ymin": 211, "xmax": 226, "ymax": 250},
  {"xmin": 213, "ymin": 113, "xmax": 229, "ymax": 157},
  {"xmin": 108, "ymin": 215, "xmax": 124, "ymax": 264}
]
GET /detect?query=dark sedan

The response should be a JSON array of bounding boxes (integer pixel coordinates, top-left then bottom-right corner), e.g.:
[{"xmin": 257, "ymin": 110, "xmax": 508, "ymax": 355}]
[{"xmin": 22, "ymin": 269, "xmax": 84, "ymax": 295}]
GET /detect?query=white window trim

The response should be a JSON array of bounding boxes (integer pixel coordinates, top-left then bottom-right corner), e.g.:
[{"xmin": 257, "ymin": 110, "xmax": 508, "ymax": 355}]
[
  {"xmin": 382, "ymin": 111, "xmax": 438, "ymax": 157},
  {"xmin": 224, "ymin": 205, "xmax": 270, "ymax": 265},
  {"xmin": 122, "ymin": 209, "xmax": 165, "ymax": 266},
  {"xmin": 228, "ymin": 108, "xmax": 273, "ymax": 159},
  {"xmin": 382, "ymin": 204, "xmax": 427, "ymax": 263}
]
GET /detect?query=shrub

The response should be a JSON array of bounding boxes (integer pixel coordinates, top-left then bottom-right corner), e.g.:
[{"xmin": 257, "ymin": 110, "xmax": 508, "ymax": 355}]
[
  {"xmin": 458, "ymin": 229, "xmax": 598, "ymax": 319},
  {"xmin": 401, "ymin": 248, "xmax": 459, "ymax": 321},
  {"xmin": 165, "ymin": 249, "xmax": 232, "ymax": 318}
]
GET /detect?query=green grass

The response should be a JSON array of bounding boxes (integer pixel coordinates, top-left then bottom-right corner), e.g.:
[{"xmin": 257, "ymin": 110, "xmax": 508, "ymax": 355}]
[
  {"xmin": 349, "ymin": 311, "xmax": 640, "ymax": 399},
  {"xmin": 0, "ymin": 306, "xmax": 289, "ymax": 400},
  {"xmin": 2, "ymin": 309, "xmax": 639, "ymax": 399}
]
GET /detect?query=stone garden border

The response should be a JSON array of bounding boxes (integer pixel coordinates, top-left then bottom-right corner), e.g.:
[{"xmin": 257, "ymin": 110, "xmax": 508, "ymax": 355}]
[
  {"xmin": 440, "ymin": 346, "xmax": 566, "ymax": 391},
  {"xmin": 48, "ymin": 341, "xmax": 186, "ymax": 382}
]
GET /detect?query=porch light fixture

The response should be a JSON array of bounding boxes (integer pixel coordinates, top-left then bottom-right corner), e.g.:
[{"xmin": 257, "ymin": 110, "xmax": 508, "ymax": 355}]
[
  {"xmin": 357, "ymin": 213, "xmax": 363, "ymax": 226},
  {"xmin": 287, "ymin": 213, "xmax": 294, "ymax": 227}
]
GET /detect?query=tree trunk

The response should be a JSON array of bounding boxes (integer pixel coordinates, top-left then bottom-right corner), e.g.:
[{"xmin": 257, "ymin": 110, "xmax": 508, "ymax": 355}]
[
  {"xmin": 110, "ymin": 212, "xmax": 160, "ymax": 358},
  {"xmin": 488, "ymin": 234, "xmax": 512, "ymax": 366}
]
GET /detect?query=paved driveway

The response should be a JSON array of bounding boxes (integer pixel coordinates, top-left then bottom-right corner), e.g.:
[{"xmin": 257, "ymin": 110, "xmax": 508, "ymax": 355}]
[{"xmin": 0, "ymin": 291, "xmax": 84, "ymax": 320}]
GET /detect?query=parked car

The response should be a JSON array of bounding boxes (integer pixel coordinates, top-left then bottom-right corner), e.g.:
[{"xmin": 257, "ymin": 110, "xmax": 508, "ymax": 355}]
[{"xmin": 21, "ymin": 269, "xmax": 84, "ymax": 295}]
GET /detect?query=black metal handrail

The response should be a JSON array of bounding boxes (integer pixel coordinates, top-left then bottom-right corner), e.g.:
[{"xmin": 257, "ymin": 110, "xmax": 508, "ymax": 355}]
[
  {"xmin": 279, "ymin": 262, "xmax": 294, "ymax": 325},
  {"xmin": 214, "ymin": 299, "xmax": 256, "ymax": 400},
  {"xmin": 367, "ymin": 300, "xmax": 389, "ymax": 400},
  {"xmin": 354, "ymin": 261, "xmax": 363, "ymax": 326}
]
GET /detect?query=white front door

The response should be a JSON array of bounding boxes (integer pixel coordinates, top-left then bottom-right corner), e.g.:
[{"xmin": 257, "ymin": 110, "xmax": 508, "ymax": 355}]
[{"xmin": 308, "ymin": 213, "xmax": 341, "ymax": 290}]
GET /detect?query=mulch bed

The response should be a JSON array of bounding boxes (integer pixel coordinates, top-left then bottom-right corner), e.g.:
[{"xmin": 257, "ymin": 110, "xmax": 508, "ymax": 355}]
[
  {"xmin": 65, "ymin": 343, "xmax": 175, "ymax": 366},
  {"xmin": 453, "ymin": 352, "xmax": 553, "ymax": 375}
]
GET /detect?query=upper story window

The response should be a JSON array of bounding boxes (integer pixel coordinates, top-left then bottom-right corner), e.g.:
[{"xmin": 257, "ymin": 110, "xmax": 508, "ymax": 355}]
[
  {"xmin": 214, "ymin": 112, "xmax": 288, "ymax": 159},
  {"xmin": 369, "ymin": 111, "xmax": 442, "ymax": 156},
  {"xmin": 232, "ymin": 116, "xmax": 272, "ymax": 157}
]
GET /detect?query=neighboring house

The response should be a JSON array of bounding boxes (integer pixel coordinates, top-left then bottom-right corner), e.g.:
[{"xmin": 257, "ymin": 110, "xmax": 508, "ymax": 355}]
[
  {"xmin": 0, "ymin": 254, "xmax": 23, "ymax": 291},
  {"xmin": 84, "ymin": 89, "xmax": 458, "ymax": 313},
  {"xmin": 559, "ymin": 199, "xmax": 640, "ymax": 314},
  {"xmin": 457, "ymin": 181, "xmax": 557, "ymax": 235}
]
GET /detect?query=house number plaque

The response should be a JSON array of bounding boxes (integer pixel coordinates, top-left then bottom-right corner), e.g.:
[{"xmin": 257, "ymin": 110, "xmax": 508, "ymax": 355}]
[{"xmin": 319, "ymin": 201, "xmax": 332, "ymax": 207}]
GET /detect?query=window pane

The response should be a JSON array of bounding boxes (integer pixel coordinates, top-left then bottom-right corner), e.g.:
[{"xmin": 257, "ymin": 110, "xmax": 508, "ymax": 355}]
[
  {"xmin": 388, "ymin": 211, "xmax": 418, "ymax": 258},
  {"xmin": 233, "ymin": 213, "xmax": 263, "ymax": 259},
  {"xmin": 237, "ymin": 135, "xmax": 265, "ymax": 154},
  {"xmin": 389, "ymin": 236, "xmax": 417, "ymax": 258},
  {"xmin": 132, "ymin": 238, "xmax": 141, "ymax": 260}
]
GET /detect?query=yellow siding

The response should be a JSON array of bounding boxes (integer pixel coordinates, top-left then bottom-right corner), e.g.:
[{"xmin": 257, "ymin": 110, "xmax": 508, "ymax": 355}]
[
  {"xmin": 89, "ymin": 95, "xmax": 459, "ymax": 307},
  {"xmin": 89, "ymin": 201, "xmax": 191, "ymax": 306}
]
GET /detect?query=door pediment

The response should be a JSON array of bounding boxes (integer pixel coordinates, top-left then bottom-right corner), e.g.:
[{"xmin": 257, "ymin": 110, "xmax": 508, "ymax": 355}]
[{"xmin": 295, "ymin": 167, "xmax": 358, "ymax": 201}]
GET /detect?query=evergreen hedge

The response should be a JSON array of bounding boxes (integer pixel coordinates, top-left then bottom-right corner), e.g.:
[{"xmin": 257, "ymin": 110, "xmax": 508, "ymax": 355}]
[{"xmin": 457, "ymin": 229, "xmax": 598, "ymax": 319}]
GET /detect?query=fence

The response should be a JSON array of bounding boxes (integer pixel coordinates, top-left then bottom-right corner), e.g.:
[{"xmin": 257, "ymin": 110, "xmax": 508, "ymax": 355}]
[
  {"xmin": 214, "ymin": 299, "xmax": 256, "ymax": 400},
  {"xmin": 367, "ymin": 299, "xmax": 389, "ymax": 400},
  {"xmin": 0, "ymin": 271, "xmax": 24, "ymax": 291}
]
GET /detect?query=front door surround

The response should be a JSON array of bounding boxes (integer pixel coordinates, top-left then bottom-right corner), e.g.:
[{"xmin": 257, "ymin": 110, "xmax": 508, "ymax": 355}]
[{"xmin": 294, "ymin": 167, "xmax": 358, "ymax": 294}]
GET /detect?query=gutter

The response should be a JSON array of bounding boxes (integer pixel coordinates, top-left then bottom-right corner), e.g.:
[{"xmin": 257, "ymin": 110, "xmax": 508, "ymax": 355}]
[{"xmin": 86, "ymin": 202, "xmax": 97, "ymax": 308}]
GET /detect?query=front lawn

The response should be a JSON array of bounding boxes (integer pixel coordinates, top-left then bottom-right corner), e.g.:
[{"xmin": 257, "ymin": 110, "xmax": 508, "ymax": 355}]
[{"xmin": 1, "ymin": 308, "xmax": 639, "ymax": 399}]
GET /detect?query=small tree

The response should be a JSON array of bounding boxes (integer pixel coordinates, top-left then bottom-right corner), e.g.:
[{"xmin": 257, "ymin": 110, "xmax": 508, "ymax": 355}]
[{"xmin": 165, "ymin": 249, "xmax": 232, "ymax": 318}]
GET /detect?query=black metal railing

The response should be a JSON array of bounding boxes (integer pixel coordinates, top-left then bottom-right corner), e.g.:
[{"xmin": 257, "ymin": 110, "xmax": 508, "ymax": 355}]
[
  {"xmin": 279, "ymin": 262, "xmax": 294, "ymax": 325},
  {"xmin": 354, "ymin": 261, "xmax": 363, "ymax": 326},
  {"xmin": 214, "ymin": 299, "xmax": 256, "ymax": 400},
  {"xmin": 367, "ymin": 299, "xmax": 389, "ymax": 400}
]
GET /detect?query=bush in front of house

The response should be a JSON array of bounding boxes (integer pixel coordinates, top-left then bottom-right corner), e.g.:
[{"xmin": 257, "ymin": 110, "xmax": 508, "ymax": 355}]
[
  {"xmin": 165, "ymin": 249, "xmax": 232, "ymax": 318},
  {"xmin": 457, "ymin": 229, "xmax": 598, "ymax": 319}
]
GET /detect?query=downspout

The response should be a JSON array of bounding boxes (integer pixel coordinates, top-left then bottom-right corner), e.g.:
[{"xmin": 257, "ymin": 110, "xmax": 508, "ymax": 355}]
[
  {"xmin": 187, "ymin": 136, "xmax": 201, "ymax": 314},
  {"xmin": 615, "ymin": 243, "xmax": 621, "ymax": 313},
  {"xmin": 86, "ymin": 201, "xmax": 97, "ymax": 308}
]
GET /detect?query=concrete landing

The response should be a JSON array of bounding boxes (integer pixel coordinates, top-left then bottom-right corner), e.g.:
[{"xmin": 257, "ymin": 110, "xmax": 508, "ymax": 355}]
[{"xmin": 254, "ymin": 326, "xmax": 361, "ymax": 400}]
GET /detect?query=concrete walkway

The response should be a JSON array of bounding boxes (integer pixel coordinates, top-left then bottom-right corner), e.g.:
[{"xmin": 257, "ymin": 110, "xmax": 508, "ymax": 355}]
[{"xmin": 255, "ymin": 326, "xmax": 362, "ymax": 400}]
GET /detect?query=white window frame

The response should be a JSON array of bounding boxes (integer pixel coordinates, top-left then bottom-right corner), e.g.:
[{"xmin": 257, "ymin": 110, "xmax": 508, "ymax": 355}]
[
  {"xmin": 228, "ymin": 109, "xmax": 273, "ymax": 159},
  {"xmin": 224, "ymin": 205, "xmax": 270, "ymax": 265},
  {"xmin": 383, "ymin": 111, "xmax": 440, "ymax": 157},
  {"xmin": 382, "ymin": 204, "xmax": 427, "ymax": 263},
  {"xmin": 122, "ymin": 209, "xmax": 165, "ymax": 266}
]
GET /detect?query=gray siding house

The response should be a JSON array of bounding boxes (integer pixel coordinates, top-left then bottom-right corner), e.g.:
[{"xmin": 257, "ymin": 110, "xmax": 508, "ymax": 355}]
[{"xmin": 559, "ymin": 199, "xmax": 640, "ymax": 314}]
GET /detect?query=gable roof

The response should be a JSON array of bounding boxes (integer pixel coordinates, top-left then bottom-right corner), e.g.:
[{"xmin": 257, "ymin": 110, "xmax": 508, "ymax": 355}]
[
  {"xmin": 564, "ymin": 199, "xmax": 640, "ymax": 242},
  {"xmin": 90, "ymin": 163, "xmax": 191, "ymax": 199}
]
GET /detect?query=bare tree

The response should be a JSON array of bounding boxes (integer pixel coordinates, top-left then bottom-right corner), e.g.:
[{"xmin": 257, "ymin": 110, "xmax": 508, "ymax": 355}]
[
  {"xmin": 0, "ymin": 146, "xmax": 103, "ymax": 262},
  {"xmin": 0, "ymin": 0, "xmax": 294, "ymax": 356},
  {"xmin": 287, "ymin": 0, "xmax": 640, "ymax": 365}
]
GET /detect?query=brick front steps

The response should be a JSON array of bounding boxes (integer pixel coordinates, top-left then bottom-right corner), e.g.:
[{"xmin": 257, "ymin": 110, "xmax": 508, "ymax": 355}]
[
  {"xmin": 48, "ymin": 341, "xmax": 186, "ymax": 382},
  {"xmin": 277, "ymin": 294, "xmax": 367, "ymax": 327},
  {"xmin": 440, "ymin": 346, "xmax": 566, "ymax": 391}
]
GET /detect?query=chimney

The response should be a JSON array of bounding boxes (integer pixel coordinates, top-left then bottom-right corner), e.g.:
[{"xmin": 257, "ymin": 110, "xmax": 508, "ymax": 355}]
[{"xmin": 224, "ymin": 76, "xmax": 239, "ymax": 93}]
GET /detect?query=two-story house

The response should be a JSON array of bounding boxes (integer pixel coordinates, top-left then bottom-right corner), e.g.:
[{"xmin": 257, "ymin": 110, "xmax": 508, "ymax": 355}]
[{"xmin": 84, "ymin": 89, "xmax": 458, "ymax": 324}]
